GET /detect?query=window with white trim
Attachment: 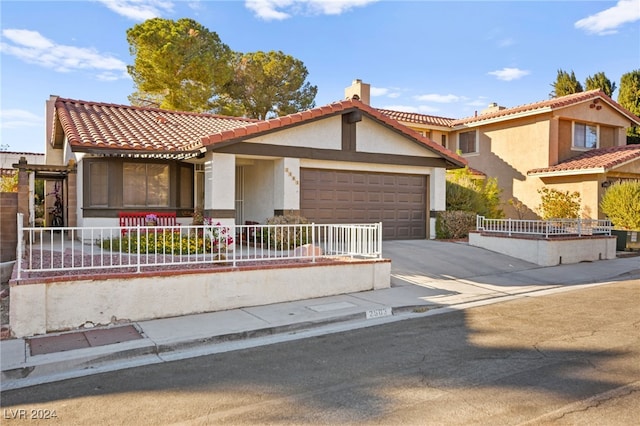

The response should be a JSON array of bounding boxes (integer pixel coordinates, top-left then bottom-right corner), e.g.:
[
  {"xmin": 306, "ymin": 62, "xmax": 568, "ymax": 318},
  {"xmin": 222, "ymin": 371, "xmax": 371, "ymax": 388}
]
[
  {"xmin": 458, "ymin": 130, "xmax": 477, "ymax": 154},
  {"xmin": 573, "ymin": 122, "xmax": 598, "ymax": 149}
]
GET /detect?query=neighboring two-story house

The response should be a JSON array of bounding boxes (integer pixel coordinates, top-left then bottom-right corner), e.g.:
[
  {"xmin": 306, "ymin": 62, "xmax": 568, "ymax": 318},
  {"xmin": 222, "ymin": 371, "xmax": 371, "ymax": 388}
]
[{"xmin": 346, "ymin": 80, "xmax": 640, "ymax": 219}]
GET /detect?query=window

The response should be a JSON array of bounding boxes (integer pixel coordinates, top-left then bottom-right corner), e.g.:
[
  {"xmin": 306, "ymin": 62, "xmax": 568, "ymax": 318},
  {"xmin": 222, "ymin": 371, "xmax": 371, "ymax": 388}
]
[
  {"xmin": 458, "ymin": 130, "xmax": 477, "ymax": 154},
  {"xmin": 573, "ymin": 122, "xmax": 598, "ymax": 149},
  {"xmin": 88, "ymin": 162, "xmax": 108, "ymax": 207},
  {"xmin": 441, "ymin": 134, "xmax": 447, "ymax": 147},
  {"xmin": 123, "ymin": 163, "xmax": 169, "ymax": 207}
]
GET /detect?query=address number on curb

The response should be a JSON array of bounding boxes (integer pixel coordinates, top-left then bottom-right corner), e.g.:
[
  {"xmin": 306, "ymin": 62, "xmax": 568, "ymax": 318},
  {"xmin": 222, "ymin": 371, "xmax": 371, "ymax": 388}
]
[{"xmin": 366, "ymin": 307, "xmax": 392, "ymax": 319}]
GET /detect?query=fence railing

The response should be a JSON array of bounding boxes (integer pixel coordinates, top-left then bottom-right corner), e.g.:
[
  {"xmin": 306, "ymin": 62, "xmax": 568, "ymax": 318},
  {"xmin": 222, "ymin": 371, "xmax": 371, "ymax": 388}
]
[
  {"xmin": 476, "ymin": 215, "xmax": 612, "ymax": 238},
  {"xmin": 15, "ymin": 214, "xmax": 382, "ymax": 279}
]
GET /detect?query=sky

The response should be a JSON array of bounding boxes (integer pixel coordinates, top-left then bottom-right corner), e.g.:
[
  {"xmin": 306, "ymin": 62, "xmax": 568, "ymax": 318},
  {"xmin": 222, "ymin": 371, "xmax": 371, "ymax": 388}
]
[{"xmin": 1, "ymin": 0, "xmax": 639, "ymax": 154}]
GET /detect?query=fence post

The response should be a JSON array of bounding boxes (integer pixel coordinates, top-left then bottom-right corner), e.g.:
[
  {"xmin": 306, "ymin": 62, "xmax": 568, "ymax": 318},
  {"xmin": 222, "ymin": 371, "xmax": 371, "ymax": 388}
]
[
  {"xmin": 137, "ymin": 224, "xmax": 141, "ymax": 273},
  {"xmin": 577, "ymin": 218, "xmax": 582, "ymax": 237},
  {"xmin": 378, "ymin": 222, "xmax": 383, "ymax": 258},
  {"xmin": 508, "ymin": 218, "xmax": 512, "ymax": 236},
  {"xmin": 16, "ymin": 213, "xmax": 23, "ymax": 279},
  {"xmin": 311, "ymin": 223, "xmax": 316, "ymax": 263},
  {"xmin": 232, "ymin": 223, "xmax": 237, "ymax": 267}
]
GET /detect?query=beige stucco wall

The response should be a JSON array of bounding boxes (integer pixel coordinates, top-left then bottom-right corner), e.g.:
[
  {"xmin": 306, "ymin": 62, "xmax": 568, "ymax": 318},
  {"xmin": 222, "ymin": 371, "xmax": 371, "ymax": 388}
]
[
  {"xmin": 10, "ymin": 260, "xmax": 391, "ymax": 337},
  {"xmin": 246, "ymin": 116, "xmax": 342, "ymax": 150},
  {"xmin": 469, "ymin": 233, "xmax": 616, "ymax": 266},
  {"xmin": 459, "ymin": 117, "xmax": 552, "ymax": 218},
  {"xmin": 357, "ymin": 118, "xmax": 441, "ymax": 157},
  {"xmin": 539, "ymin": 175, "xmax": 602, "ymax": 219}
]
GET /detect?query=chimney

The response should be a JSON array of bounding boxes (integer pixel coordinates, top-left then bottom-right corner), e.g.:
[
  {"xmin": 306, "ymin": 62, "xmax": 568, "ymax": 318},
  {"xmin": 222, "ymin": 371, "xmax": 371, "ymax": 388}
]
[
  {"xmin": 480, "ymin": 102, "xmax": 506, "ymax": 115},
  {"xmin": 345, "ymin": 79, "xmax": 370, "ymax": 105}
]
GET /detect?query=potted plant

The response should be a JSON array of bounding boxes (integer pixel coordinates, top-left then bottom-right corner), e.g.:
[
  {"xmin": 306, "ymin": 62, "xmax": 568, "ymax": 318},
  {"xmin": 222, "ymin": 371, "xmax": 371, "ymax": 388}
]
[
  {"xmin": 600, "ymin": 180, "xmax": 640, "ymax": 251},
  {"xmin": 145, "ymin": 213, "xmax": 158, "ymax": 226}
]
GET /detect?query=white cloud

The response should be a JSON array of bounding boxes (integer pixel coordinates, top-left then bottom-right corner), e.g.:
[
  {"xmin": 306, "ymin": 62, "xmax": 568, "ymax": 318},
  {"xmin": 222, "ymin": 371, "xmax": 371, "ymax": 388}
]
[
  {"xmin": 487, "ymin": 67, "xmax": 530, "ymax": 81},
  {"xmin": 245, "ymin": 0, "xmax": 377, "ymax": 21},
  {"xmin": 0, "ymin": 109, "xmax": 42, "ymax": 129},
  {"xmin": 414, "ymin": 93, "xmax": 463, "ymax": 103},
  {"xmin": 575, "ymin": 0, "xmax": 640, "ymax": 35},
  {"xmin": 370, "ymin": 86, "xmax": 389, "ymax": 97},
  {"xmin": 0, "ymin": 29, "xmax": 128, "ymax": 78},
  {"xmin": 498, "ymin": 38, "xmax": 515, "ymax": 48},
  {"xmin": 97, "ymin": 0, "xmax": 174, "ymax": 21}
]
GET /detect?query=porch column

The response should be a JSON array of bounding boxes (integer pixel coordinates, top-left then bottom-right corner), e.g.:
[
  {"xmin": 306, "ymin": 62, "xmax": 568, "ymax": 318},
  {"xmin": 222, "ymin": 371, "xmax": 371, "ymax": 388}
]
[
  {"xmin": 16, "ymin": 157, "xmax": 29, "ymax": 227},
  {"xmin": 430, "ymin": 168, "xmax": 446, "ymax": 239},
  {"xmin": 204, "ymin": 153, "xmax": 236, "ymax": 224},
  {"xmin": 273, "ymin": 158, "xmax": 300, "ymax": 216}
]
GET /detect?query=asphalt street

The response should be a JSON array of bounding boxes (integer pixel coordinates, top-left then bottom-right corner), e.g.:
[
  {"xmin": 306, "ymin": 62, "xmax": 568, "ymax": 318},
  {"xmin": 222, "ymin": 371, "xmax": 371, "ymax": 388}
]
[{"xmin": 1, "ymin": 278, "xmax": 638, "ymax": 425}]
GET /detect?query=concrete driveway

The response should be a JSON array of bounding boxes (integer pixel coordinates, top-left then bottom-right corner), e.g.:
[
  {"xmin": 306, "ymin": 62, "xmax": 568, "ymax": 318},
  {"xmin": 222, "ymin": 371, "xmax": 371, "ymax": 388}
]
[{"xmin": 381, "ymin": 239, "xmax": 640, "ymax": 307}]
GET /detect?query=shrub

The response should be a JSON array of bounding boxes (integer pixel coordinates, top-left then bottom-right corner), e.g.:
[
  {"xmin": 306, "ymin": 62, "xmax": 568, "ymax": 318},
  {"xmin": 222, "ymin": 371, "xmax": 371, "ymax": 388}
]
[
  {"xmin": 436, "ymin": 211, "xmax": 477, "ymax": 239},
  {"xmin": 263, "ymin": 214, "xmax": 310, "ymax": 250},
  {"xmin": 100, "ymin": 230, "xmax": 216, "ymax": 255},
  {"xmin": 0, "ymin": 173, "xmax": 17, "ymax": 193},
  {"xmin": 537, "ymin": 187, "xmax": 581, "ymax": 219},
  {"xmin": 600, "ymin": 180, "xmax": 640, "ymax": 230},
  {"xmin": 446, "ymin": 168, "xmax": 503, "ymax": 218}
]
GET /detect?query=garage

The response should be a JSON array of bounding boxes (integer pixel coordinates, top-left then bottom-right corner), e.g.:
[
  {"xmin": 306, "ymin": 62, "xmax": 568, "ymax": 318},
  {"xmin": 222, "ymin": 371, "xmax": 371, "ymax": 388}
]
[{"xmin": 300, "ymin": 168, "xmax": 427, "ymax": 239}]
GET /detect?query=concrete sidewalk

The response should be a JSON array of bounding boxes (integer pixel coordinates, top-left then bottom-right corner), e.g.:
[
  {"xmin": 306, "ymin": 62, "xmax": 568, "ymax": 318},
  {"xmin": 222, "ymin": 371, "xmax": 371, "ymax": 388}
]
[{"xmin": 2, "ymin": 243, "xmax": 638, "ymax": 391}]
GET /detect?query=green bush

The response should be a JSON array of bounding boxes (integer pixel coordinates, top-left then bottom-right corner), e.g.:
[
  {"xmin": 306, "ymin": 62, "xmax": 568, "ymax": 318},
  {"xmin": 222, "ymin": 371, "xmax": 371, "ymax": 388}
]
[
  {"xmin": 436, "ymin": 211, "xmax": 477, "ymax": 239},
  {"xmin": 600, "ymin": 180, "xmax": 640, "ymax": 230},
  {"xmin": 263, "ymin": 214, "xmax": 310, "ymax": 250},
  {"xmin": 446, "ymin": 168, "xmax": 503, "ymax": 218},
  {"xmin": 100, "ymin": 230, "xmax": 215, "ymax": 255},
  {"xmin": 537, "ymin": 187, "xmax": 581, "ymax": 219}
]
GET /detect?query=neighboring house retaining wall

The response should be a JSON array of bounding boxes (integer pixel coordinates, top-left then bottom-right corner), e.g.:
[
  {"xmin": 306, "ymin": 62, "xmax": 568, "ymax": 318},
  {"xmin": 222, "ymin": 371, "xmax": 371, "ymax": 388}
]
[
  {"xmin": 0, "ymin": 192, "xmax": 18, "ymax": 263},
  {"xmin": 468, "ymin": 232, "xmax": 616, "ymax": 266},
  {"xmin": 9, "ymin": 259, "xmax": 391, "ymax": 337}
]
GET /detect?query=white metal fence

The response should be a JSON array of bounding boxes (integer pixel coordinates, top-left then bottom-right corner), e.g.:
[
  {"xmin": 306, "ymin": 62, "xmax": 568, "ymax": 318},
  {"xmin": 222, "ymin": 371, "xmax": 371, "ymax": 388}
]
[
  {"xmin": 15, "ymin": 214, "xmax": 382, "ymax": 279},
  {"xmin": 476, "ymin": 215, "xmax": 612, "ymax": 238}
]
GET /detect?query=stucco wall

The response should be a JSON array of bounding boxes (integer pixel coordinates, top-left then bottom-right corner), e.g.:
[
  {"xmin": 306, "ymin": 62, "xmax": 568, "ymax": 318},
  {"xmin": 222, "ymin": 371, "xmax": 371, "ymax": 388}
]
[
  {"xmin": 469, "ymin": 232, "xmax": 616, "ymax": 266},
  {"xmin": 10, "ymin": 259, "xmax": 391, "ymax": 337}
]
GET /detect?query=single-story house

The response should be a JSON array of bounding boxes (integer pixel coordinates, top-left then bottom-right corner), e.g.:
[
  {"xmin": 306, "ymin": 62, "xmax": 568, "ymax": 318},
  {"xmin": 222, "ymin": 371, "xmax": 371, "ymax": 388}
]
[
  {"xmin": 29, "ymin": 95, "xmax": 466, "ymax": 239},
  {"xmin": 346, "ymin": 80, "xmax": 640, "ymax": 219}
]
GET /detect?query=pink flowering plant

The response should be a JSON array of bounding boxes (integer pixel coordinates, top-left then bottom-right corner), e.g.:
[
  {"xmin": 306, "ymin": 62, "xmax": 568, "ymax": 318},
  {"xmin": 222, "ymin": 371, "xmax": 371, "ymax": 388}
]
[{"xmin": 203, "ymin": 218, "xmax": 234, "ymax": 250}]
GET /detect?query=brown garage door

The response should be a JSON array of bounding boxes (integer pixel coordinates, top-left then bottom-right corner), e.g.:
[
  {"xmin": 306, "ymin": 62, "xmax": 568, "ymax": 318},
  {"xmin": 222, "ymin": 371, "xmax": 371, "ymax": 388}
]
[{"xmin": 300, "ymin": 168, "xmax": 427, "ymax": 239}]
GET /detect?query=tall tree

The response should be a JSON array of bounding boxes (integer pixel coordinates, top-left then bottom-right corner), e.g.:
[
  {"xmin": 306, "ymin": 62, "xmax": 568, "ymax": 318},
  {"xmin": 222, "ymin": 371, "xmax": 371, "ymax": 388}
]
[
  {"xmin": 617, "ymin": 69, "xmax": 640, "ymax": 139},
  {"xmin": 220, "ymin": 51, "xmax": 318, "ymax": 120},
  {"xmin": 585, "ymin": 71, "xmax": 616, "ymax": 97},
  {"xmin": 126, "ymin": 18, "xmax": 232, "ymax": 112},
  {"xmin": 550, "ymin": 69, "xmax": 583, "ymax": 98}
]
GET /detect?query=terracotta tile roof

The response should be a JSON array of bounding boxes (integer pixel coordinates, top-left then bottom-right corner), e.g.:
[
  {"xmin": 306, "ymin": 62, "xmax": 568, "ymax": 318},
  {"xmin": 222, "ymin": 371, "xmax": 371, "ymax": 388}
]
[
  {"xmin": 453, "ymin": 90, "xmax": 640, "ymax": 126},
  {"xmin": 200, "ymin": 98, "xmax": 467, "ymax": 168},
  {"xmin": 376, "ymin": 109, "xmax": 454, "ymax": 127},
  {"xmin": 53, "ymin": 97, "xmax": 466, "ymax": 168},
  {"xmin": 54, "ymin": 98, "xmax": 256, "ymax": 153},
  {"xmin": 528, "ymin": 145, "xmax": 640, "ymax": 175}
]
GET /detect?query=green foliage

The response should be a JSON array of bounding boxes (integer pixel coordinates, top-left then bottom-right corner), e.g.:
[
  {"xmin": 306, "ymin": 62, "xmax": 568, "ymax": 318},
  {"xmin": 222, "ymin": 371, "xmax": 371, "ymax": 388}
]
[
  {"xmin": 585, "ymin": 71, "xmax": 616, "ymax": 97},
  {"xmin": 446, "ymin": 168, "xmax": 504, "ymax": 218},
  {"xmin": 600, "ymin": 180, "xmax": 640, "ymax": 230},
  {"xmin": 617, "ymin": 69, "xmax": 640, "ymax": 138},
  {"xmin": 550, "ymin": 69, "xmax": 583, "ymax": 97},
  {"xmin": 263, "ymin": 214, "xmax": 310, "ymax": 250},
  {"xmin": 0, "ymin": 173, "xmax": 17, "ymax": 192},
  {"xmin": 537, "ymin": 187, "xmax": 581, "ymax": 219},
  {"xmin": 219, "ymin": 51, "xmax": 318, "ymax": 120},
  {"xmin": 435, "ymin": 211, "xmax": 477, "ymax": 239},
  {"xmin": 126, "ymin": 18, "xmax": 233, "ymax": 112},
  {"xmin": 100, "ymin": 230, "xmax": 219, "ymax": 255}
]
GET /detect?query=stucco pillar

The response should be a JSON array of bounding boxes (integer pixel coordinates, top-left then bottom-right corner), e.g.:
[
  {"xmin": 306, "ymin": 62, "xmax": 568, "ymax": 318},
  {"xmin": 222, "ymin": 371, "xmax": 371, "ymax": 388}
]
[
  {"xmin": 273, "ymin": 158, "xmax": 300, "ymax": 216},
  {"xmin": 204, "ymin": 153, "xmax": 236, "ymax": 223}
]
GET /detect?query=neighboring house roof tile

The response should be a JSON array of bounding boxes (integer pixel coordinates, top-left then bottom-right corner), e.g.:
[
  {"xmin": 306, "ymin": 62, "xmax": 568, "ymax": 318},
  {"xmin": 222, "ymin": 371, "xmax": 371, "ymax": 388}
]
[
  {"xmin": 376, "ymin": 91, "xmax": 640, "ymax": 131},
  {"xmin": 376, "ymin": 109, "xmax": 454, "ymax": 127},
  {"xmin": 453, "ymin": 90, "xmax": 640, "ymax": 126},
  {"xmin": 528, "ymin": 145, "xmax": 640, "ymax": 175},
  {"xmin": 54, "ymin": 98, "xmax": 256, "ymax": 153}
]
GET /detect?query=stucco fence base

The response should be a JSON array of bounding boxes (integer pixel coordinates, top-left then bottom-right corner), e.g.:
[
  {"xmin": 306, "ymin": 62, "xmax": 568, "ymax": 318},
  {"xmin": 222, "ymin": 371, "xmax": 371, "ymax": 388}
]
[
  {"xmin": 10, "ymin": 259, "xmax": 391, "ymax": 338},
  {"xmin": 469, "ymin": 232, "xmax": 616, "ymax": 267}
]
